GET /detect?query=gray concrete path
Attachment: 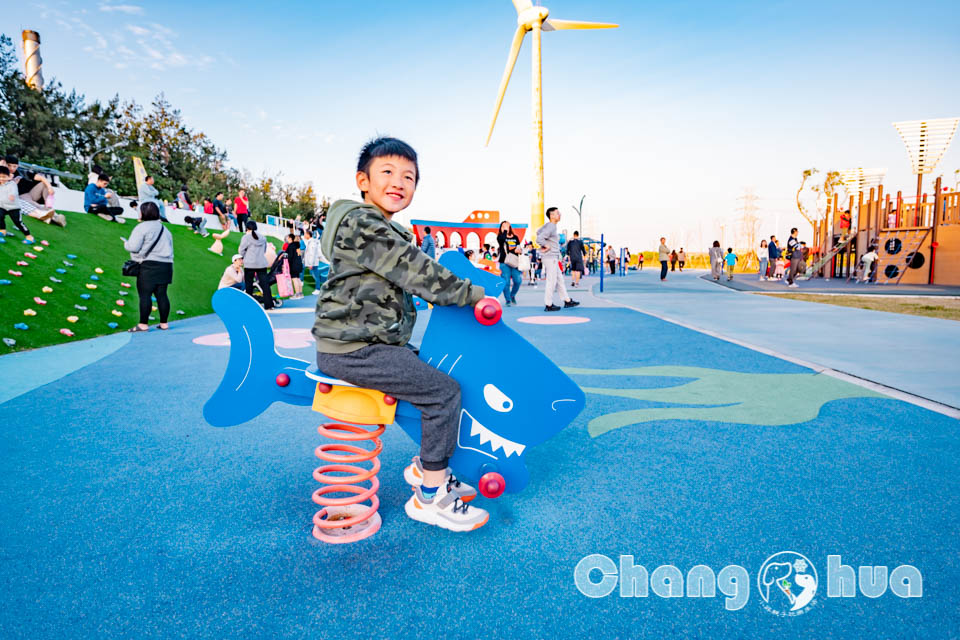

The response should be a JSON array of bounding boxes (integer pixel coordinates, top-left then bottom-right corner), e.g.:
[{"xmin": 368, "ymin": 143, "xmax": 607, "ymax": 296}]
[{"xmin": 581, "ymin": 268, "xmax": 959, "ymax": 410}]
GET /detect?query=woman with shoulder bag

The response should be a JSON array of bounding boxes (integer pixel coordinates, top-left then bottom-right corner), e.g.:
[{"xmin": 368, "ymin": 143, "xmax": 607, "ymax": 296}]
[
  {"xmin": 122, "ymin": 201, "xmax": 173, "ymax": 332},
  {"xmin": 238, "ymin": 220, "xmax": 274, "ymax": 310},
  {"xmin": 497, "ymin": 220, "xmax": 523, "ymax": 307}
]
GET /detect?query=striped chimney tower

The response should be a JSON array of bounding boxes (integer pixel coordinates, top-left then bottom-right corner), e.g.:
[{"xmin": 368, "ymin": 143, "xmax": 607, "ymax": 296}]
[{"xmin": 22, "ymin": 30, "xmax": 43, "ymax": 91}]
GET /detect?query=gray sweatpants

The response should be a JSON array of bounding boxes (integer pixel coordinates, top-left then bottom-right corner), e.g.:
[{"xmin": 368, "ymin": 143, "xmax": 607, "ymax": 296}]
[
  {"xmin": 786, "ymin": 255, "xmax": 804, "ymax": 285},
  {"xmin": 316, "ymin": 344, "xmax": 460, "ymax": 471}
]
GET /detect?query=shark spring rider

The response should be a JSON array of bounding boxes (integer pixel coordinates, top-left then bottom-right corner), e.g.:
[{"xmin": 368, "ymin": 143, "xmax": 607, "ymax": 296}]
[{"xmin": 203, "ymin": 252, "xmax": 585, "ymax": 543}]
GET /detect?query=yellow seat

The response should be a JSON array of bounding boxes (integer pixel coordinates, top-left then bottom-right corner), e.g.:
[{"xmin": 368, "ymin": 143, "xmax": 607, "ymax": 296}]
[{"xmin": 306, "ymin": 369, "xmax": 397, "ymax": 426}]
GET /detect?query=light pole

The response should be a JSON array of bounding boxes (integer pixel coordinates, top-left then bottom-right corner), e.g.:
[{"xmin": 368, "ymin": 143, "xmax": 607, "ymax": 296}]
[
  {"xmin": 571, "ymin": 194, "xmax": 584, "ymax": 237},
  {"xmin": 86, "ymin": 141, "xmax": 126, "ymax": 173}
]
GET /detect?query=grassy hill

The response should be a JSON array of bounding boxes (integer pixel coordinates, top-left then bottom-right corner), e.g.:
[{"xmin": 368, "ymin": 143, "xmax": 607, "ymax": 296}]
[{"xmin": 0, "ymin": 210, "xmax": 298, "ymax": 353}]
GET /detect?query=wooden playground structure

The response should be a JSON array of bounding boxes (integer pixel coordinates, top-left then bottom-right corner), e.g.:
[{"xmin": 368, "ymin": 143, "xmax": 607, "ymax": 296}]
[{"xmin": 811, "ymin": 177, "xmax": 960, "ymax": 285}]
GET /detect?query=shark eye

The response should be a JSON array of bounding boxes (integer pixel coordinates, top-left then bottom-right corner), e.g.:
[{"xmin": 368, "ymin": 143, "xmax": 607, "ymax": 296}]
[{"xmin": 483, "ymin": 384, "xmax": 513, "ymax": 413}]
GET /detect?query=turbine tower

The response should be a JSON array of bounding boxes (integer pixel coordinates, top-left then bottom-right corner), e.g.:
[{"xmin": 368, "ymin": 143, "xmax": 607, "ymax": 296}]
[{"xmin": 484, "ymin": 0, "xmax": 617, "ymax": 237}]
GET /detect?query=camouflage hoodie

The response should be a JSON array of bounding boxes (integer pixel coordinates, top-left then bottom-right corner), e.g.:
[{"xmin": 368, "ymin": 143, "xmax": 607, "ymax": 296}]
[{"xmin": 312, "ymin": 199, "xmax": 485, "ymax": 353}]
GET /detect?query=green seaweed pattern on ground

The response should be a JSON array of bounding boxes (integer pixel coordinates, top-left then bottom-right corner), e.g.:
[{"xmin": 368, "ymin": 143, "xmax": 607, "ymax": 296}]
[{"xmin": 563, "ymin": 366, "xmax": 885, "ymax": 437}]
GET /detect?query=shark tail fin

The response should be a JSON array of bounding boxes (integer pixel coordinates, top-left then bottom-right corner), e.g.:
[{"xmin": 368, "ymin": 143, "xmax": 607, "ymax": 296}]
[{"xmin": 202, "ymin": 287, "xmax": 312, "ymax": 427}]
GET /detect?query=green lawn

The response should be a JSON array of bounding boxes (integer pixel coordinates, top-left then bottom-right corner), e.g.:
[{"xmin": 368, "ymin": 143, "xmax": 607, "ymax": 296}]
[{"xmin": 0, "ymin": 210, "xmax": 306, "ymax": 353}]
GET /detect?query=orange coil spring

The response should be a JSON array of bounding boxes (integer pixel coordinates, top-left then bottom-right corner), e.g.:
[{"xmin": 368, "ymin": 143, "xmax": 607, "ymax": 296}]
[{"xmin": 312, "ymin": 422, "xmax": 385, "ymax": 544}]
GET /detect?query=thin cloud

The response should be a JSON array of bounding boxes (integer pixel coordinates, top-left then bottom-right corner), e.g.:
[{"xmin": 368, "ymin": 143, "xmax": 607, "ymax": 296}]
[{"xmin": 99, "ymin": 3, "xmax": 144, "ymax": 15}]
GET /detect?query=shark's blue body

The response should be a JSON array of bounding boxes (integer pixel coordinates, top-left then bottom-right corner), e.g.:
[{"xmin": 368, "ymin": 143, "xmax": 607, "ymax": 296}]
[{"xmin": 203, "ymin": 252, "xmax": 584, "ymax": 495}]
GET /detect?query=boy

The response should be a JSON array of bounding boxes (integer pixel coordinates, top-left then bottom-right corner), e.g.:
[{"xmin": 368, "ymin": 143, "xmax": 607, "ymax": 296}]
[
  {"xmin": 0, "ymin": 166, "xmax": 34, "ymax": 241},
  {"xmin": 724, "ymin": 247, "xmax": 737, "ymax": 281},
  {"xmin": 784, "ymin": 227, "xmax": 802, "ymax": 288},
  {"xmin": 312, "ymin": 137, "xmax": 489, "ymax": 532},
  {"xmin": 84, "ymin": 174, "xmax": 125, "ymax": 223},
  {"xmin": 567, "ymin": 231, "xmax": 585, "ymax": 287}
]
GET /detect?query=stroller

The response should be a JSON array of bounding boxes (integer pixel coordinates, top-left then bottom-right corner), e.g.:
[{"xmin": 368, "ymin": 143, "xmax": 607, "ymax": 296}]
[{"xmin": 251, "ymin": 252, "xmax": 288, "ymax": 308}]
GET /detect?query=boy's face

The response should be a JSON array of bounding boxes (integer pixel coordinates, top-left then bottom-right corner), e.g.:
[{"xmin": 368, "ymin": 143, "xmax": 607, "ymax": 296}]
[
  {"xmin": 357, "ymin": 155, "xmax": 417, "ymax": 214},
  {"xmin": 98, "ymin": 179, "xmax": 109, "ymax": 188},
  {"xmin": 0, "ymin": 173, "xmax": 8, "ymax": 184}
]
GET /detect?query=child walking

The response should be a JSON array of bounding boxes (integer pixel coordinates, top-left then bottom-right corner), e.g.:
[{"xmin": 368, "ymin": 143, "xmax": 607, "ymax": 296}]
[
  {"xmin": 312, "ymin": 137, "xmax": 489, "ymax": 532},
  {"xmin": 724, "ymin": 247, "xmax": 737, "ymax": 281}
]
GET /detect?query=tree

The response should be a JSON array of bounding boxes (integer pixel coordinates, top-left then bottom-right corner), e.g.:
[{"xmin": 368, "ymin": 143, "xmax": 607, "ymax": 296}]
[{"xmin": 0, "ymin": 32, "xmax": 323, "ymax": 218}]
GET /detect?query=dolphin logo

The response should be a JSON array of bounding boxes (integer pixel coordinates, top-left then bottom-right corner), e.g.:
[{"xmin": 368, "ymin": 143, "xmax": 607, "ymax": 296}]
[{"xmin": 202, "ymin": 251, "xmax": 584, "ymax": 496}]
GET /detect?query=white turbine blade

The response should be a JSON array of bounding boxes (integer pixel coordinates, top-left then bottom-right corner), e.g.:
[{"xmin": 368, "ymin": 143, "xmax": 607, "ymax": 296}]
[
  {"xmin": 485, "ymin": 25, "xmax": 526, "ymax": 146},
  {"xmin": 543, "ymin": 19, "xmax": 619, "ymax": 31},
  {"xmin": 512, "ymin": 0, "xmax": 533, "ymax": 14}
]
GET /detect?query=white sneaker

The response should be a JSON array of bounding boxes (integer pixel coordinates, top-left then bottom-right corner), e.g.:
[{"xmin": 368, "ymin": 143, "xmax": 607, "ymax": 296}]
[
  {"xmin": 788, "ymin": 283, "xmax": 799, "ymax": 288},
  {"xmin": 312, "ymin": 290, "xmax": 320, "ymax": 296},
  {"xmin": 403, "ymin": 456, "xmax": 477, "ymax": 501},
  {"xmin": 404, "ymin": 484, "xmax": 489, "ymax": 532}
]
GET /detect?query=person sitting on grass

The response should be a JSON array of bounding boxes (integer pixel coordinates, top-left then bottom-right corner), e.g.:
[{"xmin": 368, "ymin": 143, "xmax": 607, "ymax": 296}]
[
  {"xmin": 312, "ymin": 136, "xmax": 489, "ymax": 532},
  {"xmin": 724, "ymin": 247, "xmax": 737, "ymax": 281},
  {"xmin": 84, "ymin": 174, "xmax": 125, "ymax": 224},
  {"xmin": 218, "ymin": 254, "xmax": 245, "ymax": 290},
  {"xmin": 138, "ymin": 175, "xmax": 168, "ymax": 222},
  {"xmin": 0, "ymin": 166, "xmax": 35, "ymax": 242},
  {"xmin": 177, "ymin": 184, "xmax": 193, "ymax": 211}
]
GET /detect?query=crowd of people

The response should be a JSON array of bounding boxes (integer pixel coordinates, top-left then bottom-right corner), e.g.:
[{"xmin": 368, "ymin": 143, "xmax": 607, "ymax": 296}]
[{"xmin": 0, "ymin": 154, "xmax": 65, "ymax": 242}]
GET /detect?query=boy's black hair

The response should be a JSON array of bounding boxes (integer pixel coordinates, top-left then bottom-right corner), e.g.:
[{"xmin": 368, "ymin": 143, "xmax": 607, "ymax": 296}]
[
  {"xmin": 573, "ymin": 231, "xmax": 579, "ymax": 236},
  {"xmin": 140, "ymin": 201, "xmax": 161, "ymax": 221},
  {"xmin": 181, "ymin": 184, "xmax": 189, "ymax": 191},
  {"xmin": 790, "ymin": 227, "xmax": 798, "ymax": 234},
  {"xmin": 727, "ymin": 248, "xmax": 733, "ymax": 253},
  {"xmin": 144, "ymin": 174, "xmax": 152, "ymax": 181},
  {"xmin": 98, "ymin": 174, "xmax": 110, "ymax": 182},
  {"xmin": 216, "ymin": 191, "xmax": 223, "ymax": 198},
  {"xmin": 546, "ymin": 207, "xmax": 559, "ymax": 217},
  {"xmin": 91, "ymin": 163, "xmax": 103, "ymax": 174},
  {"xmin": 357, "ymin": 137, "xmax": 419, "ymax": 197},
  {"xmin": 5, "ymin": 154, "xmax": 19, "ymax": 165},
  {"xmin": 0, "ymin": 166, "xmax": 10, "ymax": 176},
  {"xmin": 424, "ymin": 226, "xmax": 431, "ymax": 233}
]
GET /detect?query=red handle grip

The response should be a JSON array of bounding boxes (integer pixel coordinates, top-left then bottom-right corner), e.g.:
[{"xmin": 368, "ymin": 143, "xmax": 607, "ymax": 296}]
[{"xmin": 474, "ymin": 296, "xmax": 502, "ymax": 326}]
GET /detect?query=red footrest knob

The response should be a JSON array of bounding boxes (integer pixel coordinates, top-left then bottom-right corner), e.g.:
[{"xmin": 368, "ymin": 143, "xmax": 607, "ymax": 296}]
[{"xmin": 478, "ymin": 472, "xmax": 505, "ymax": 499}]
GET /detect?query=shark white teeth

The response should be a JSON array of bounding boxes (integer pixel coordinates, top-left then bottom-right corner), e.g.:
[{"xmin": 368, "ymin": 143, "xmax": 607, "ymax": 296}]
[{"xmin": 468, "ymin": 414, "xmax": 526, "ymax": 458}]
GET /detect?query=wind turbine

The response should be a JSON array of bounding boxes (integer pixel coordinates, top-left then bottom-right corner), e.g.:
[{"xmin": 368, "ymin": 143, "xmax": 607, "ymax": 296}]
[{"xmin": 485, "ymin": 0, "xmax": 617, "ymax": 237}]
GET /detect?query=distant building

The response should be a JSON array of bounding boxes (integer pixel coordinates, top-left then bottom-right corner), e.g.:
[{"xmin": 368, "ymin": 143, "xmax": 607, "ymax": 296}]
[{"xmin": 411, "ymin": 210, "xmax": 528, "ymax": 251}]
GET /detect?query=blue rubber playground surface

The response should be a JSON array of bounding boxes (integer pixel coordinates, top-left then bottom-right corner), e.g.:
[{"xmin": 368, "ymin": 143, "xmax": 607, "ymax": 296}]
[{"xmin": 1, "ymin": 272, "xmax": 957, "ymax": 638}]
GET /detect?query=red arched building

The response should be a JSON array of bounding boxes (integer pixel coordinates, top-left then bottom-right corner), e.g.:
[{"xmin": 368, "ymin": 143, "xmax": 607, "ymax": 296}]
[{"xmin": 410, "ymin": 211, "xmax": 528, "ymax": 250}]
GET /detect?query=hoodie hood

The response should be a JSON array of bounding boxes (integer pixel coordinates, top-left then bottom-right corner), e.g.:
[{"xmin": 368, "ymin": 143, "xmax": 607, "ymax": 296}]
[{"xmin": 321, "ymin": 199, "xmax": 412, "ymax": 263}]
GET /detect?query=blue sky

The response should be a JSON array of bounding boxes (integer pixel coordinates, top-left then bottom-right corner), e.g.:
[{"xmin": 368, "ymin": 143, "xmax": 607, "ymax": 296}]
[{"xmin": 7, "ymin": 0, "xmax": 960, "ymax": 249}]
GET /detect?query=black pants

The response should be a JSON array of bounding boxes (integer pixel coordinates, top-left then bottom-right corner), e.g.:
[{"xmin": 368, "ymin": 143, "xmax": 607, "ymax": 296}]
[
  {"xmin": 608, "ymin": 260, "xmax": 616, "ymax": 274},
  {"xmin": 679, "ymin": 261, "xmax": 685, "ymax": 271},
  {"xmin": 136, "ymin": 261, "xmax": 172, "ymax": 324},
  {"xmin": 660, "ymin": 260, "xmax": 668, "ymax": 280},
  {"xmin": 244, "ymin": 267, "xmax": 274, "ymax": 309},
  {"xmin": 0, "ymin": 208, "xmax": 30, "ymax": 235},
  {"xmin": 670, "ymin": 261, "xmax": 676, "ymax": 271},
  {"xmin": 317, "ymin": 344, "xmax": 460, "ymax": 470},
  {"xmin": 88, "ymin": 203, "xmax": 124, "ymax": 220},
  {"xmin": 237, "ymin": 214, "xmax": 249, "ymax": 233}
]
